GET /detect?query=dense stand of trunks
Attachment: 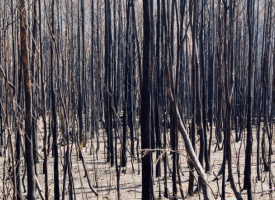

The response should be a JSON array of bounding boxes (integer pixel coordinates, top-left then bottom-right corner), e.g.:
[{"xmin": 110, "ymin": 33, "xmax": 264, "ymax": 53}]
[{"xmin": 0, "ymin": 0, "xmax": 275, "ymax": 199}]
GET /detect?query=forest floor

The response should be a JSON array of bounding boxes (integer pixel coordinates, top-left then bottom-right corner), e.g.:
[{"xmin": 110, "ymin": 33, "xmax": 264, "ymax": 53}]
[{"xmin": 1, "ymin": 118, "xmax": 275, "ymax": 200}]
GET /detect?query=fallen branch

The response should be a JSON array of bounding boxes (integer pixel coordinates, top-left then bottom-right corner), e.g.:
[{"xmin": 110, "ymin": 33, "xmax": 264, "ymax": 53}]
[{"xmin": 72, "ymin": 132, "xmax": 98, "ymax": 196}]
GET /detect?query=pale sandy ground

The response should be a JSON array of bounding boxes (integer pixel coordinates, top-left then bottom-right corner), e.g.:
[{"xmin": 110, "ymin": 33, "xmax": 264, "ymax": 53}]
[{"xmin": 1, "ymin": 118, "xmax": 275, "ymax": 200}]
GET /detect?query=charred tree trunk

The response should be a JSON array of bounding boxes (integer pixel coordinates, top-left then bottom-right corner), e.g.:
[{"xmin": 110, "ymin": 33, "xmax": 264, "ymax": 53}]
[
  {"xmin": 141, "ymin": 0, "xmax": 154, "ymax": 199},
  {"xmin": 243, "ymin": 0, "xmax": 253, "ymax": 199},
  {"xmin": 19, "ymin": 0, "xmax": 36, "ymax": 198}
]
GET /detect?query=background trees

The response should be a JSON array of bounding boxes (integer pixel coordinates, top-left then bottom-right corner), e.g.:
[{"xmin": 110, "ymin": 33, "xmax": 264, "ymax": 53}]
[{"xmin": 0, "ymin": 0, "xmax": 275, "ymax": 199}]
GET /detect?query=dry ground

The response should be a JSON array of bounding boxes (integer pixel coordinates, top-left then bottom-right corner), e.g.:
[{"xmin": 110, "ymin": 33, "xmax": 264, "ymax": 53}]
[{"xmin": 1, "ymin": 118, "xmax": 275, "ymax": 200}]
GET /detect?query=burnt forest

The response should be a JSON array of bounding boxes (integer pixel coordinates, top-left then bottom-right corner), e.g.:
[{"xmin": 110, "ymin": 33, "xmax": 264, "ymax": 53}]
[{"xmin": 0, "ymin": 0, "xmax": 274, "ymax": 200}]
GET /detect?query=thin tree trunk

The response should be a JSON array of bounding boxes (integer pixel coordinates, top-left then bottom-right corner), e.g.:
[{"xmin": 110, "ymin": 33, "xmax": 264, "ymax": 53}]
[{"xmin": 19, "ymin": 0, "xmax": 36, "ymax": 198}]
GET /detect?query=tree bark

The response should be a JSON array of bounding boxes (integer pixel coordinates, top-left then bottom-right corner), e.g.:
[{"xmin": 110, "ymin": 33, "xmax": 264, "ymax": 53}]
[
  {"xmin": 141, "ymin": 0, "xmax": 154, "ymax": 199},
  {"xmin": 19, "ymin": 0, "xmax": 36, "ymax": 198}
]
